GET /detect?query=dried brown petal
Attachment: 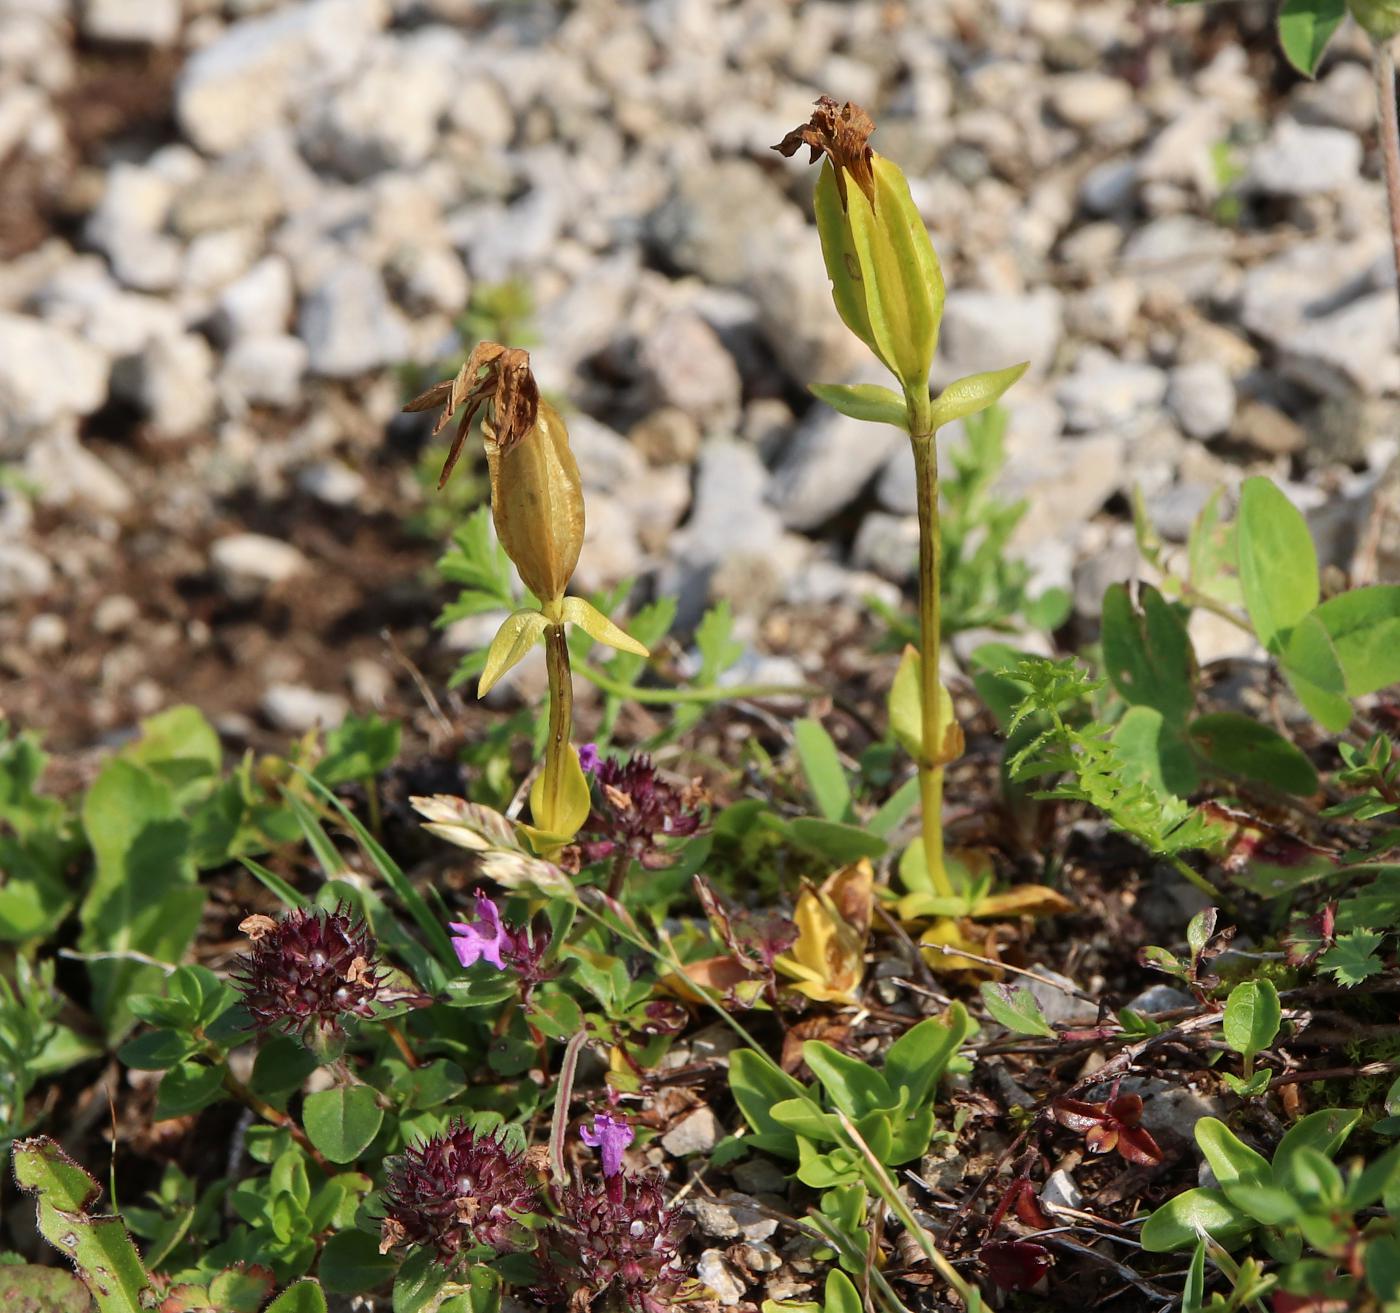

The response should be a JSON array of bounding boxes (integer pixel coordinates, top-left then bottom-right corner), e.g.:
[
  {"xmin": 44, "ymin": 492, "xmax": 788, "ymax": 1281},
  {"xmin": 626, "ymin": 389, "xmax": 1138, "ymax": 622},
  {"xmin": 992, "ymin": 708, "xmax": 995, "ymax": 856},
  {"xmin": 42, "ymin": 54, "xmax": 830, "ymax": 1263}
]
[
  {"xmin": 772, "ymin": 95, "xmax": 877, "ymax": 207},
  {"xmin": 239, "ymin": 914, "xmax": 277, "ymax": 941},
  {"xmin": 402, "ymin": 341, "xmax": 541, "ymax": 490}
]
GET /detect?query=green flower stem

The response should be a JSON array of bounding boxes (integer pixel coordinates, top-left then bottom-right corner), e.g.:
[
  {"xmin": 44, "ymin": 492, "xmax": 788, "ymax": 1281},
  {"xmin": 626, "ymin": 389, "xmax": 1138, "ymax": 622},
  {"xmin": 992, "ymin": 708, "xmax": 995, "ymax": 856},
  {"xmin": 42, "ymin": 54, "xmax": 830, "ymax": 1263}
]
[
  {"xmin": 542, "ymin": 620, "xmax": 574, "ymax": 826},
  {"xmin": 909, "ymin": 387, "xmax": 952, "ymax": 900}
]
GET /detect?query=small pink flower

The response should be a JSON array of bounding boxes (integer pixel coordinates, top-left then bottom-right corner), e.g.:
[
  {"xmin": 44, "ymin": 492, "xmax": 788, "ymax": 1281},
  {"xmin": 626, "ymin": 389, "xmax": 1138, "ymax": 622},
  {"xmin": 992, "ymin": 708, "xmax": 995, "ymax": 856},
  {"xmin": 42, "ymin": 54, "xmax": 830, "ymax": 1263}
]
[
  {"xmin": 448, "ymin": 892, "xmax": 507, "ymax": 970},
  {"xmin": 578, "ymin": 743, "xmax": 600, "ymax": 773},
  {"xmin": 580, "ymin": 1112, "xmax": 634, "ymax": 1178}
]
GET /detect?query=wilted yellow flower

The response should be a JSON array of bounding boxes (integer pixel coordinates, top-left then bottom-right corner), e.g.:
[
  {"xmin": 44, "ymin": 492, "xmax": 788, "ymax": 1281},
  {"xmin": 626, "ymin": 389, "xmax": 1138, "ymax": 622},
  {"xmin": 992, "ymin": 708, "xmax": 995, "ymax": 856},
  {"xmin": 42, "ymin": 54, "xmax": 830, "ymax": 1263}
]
[{"xmin": 774, "ymin": 860, "xmax": 873, "ymax": 1005}]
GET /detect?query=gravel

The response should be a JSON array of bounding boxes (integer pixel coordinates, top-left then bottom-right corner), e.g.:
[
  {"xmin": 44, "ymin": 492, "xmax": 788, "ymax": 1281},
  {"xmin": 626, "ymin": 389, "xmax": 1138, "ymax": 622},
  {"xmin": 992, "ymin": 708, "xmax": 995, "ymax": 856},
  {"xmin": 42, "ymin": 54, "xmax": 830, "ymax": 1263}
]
[{"xmin": 3, "ymin": 0, "xmax": 1396, "ymax": 744}]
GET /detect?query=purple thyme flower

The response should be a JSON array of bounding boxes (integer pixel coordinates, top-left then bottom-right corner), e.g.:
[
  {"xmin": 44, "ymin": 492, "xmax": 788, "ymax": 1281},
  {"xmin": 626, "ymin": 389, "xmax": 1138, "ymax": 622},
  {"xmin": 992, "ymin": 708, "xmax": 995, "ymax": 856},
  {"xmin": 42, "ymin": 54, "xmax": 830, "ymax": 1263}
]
[
  {"xmin": 448, "ymin": 891, "xmax": 554, "ymax": 1001},
  {"xmin": 536, "ymin": 1177, "xmax": 691, "ymax": 1313},
  {"xmin": 577, "ymin": 742, "xmax": 600, "ymax": 774},
  {"xmin": 580, "ymin": 1112, "xmax": 634, "ymax": 1179},
  {"xmin": 448, "ymin": 891, "xmax": 507, "ymax": 970},
  {"xmin": 578, "ymin": 753, "xmax": 706, "ymax": 871},
  {"xmin": 380, "ymin": 1120, "xmax": 539, "ymax": 1263},
  {"xmin": 231, "ymin": 904, "xmax": 385, "ymax": 1037}
]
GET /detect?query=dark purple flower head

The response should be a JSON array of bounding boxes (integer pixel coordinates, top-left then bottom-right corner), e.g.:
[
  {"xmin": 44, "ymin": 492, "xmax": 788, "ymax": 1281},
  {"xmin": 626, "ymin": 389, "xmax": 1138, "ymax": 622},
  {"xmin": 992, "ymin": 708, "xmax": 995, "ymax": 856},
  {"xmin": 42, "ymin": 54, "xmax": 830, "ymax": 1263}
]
[
  {"xmin": 232, "ymin": 904, "xmax": 384, "ymax": 1037},
  {"xmin": 448, "ymin": 890, "xmax": 552, "ymax": 998},
  {"xmin": 537, "ymin": 1177, "xmax": 690, "ymax": 1313},
  {"xmin": 380, "ymin": 1121, "xmax": 539, "ymax": 1264},
  {"xmin": 580, "ymin": 1112, "xmax": 634, "ymax": 1181},
  {"xmin": 579, "ymin": 754, "xmax": 705, "ymax": 871}
]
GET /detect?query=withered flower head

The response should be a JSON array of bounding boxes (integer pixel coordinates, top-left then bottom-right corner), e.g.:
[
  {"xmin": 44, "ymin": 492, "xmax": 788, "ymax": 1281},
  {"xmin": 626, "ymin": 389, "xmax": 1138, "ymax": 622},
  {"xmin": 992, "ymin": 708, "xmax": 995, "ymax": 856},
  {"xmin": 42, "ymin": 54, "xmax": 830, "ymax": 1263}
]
[
  {"xmin": 404, "ymin": 341, "xmax": 539, "ymax": 488},
  {"xmin": 231, "ymin": 904, "xmax": 385, "ymax": 1036},
  {"xmin": 537, "ymin": 1177, "xmax": 690, "ymax": 1313},
  {"xmin": 773, "ymin": 95, "xmax": 877, "ymax": 208},
  {"xmin": 578, "ymin": 753, "xmax": 706, "ymax": 871},
  {"xmin": 381, "ymin": 1121, "xmax": 539, "ymax": 1263},
  {"xmin": 404, "ymin": 341, "xmax": 584, "ymax": 605}
]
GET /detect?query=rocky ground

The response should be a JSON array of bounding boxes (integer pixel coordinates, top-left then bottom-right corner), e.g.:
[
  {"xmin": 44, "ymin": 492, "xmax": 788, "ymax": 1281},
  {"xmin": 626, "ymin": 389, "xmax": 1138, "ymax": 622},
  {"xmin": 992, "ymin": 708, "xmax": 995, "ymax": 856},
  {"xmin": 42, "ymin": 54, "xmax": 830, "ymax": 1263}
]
[{"xmin": 2, "ymin": 0, "xmax": 1399, "ymax": 766}]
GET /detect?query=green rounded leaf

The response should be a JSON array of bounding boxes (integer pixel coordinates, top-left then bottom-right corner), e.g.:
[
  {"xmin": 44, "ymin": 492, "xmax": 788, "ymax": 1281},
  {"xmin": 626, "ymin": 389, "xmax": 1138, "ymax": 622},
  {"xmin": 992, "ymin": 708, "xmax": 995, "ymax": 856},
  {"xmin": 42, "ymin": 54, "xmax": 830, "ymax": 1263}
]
[
  {"xmin": 1222, "ymin": 979, "xmax": 1282, "ymax": 1061},
  {"xmin": 1139, "ymin": 1187, "xmax": 1256, "ymax": 1252},
  {"xmin": 1187, "ymin": 712, "xmax": 1318, "ymax": 795},
  {"xmin": 1194, "ymin": 1117, "xmax": 1270, "ymax": 1188},
  {"xmin": 155, "ymin": 1060, "xmax": 228, "ymax": 1121},
  {"xmin": 303, "ymin": 1086, "xmax": 385, "ymax": 1164},
  {"xmin": 1312, "ymin": 584, "xmax": 1400, "ymax": 697},
  {"xmin": 319, "ymin": 1230, "xmax": 396, "ymax": 1295}
]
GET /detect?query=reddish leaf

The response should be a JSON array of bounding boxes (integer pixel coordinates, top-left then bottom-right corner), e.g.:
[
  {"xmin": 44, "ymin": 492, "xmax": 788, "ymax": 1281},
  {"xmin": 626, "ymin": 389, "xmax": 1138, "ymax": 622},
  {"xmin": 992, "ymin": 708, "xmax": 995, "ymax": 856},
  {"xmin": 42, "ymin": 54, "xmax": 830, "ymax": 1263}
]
[
  {"xmin": 982, "ymin": 1240, "xmax": 1051, "ymax": 1291},
  {"xmin": 1115, "ymin": 1123, "xmax": 1165, "ymax": 1167},
  {"xmin": 1106, "ymin": 1093, "xmax": 1144, "ymax": 1127},
  {"xmin": 1012, "ymin": 1180, "xmax": 1051, "ymax": 1230},
  {"xmin": 1084, "ymin": 1123, "xmax": 1119, "ymax": 1156},
  {"xmin": 1051, "ymin": 1098, "xmax": 1109, "ymax": 1133}
]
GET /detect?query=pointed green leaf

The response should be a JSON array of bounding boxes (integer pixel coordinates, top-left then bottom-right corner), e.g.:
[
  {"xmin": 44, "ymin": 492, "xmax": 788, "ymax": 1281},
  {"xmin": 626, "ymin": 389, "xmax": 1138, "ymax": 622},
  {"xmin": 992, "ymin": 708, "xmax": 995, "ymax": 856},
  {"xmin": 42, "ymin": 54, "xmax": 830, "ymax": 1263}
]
[
  {"xmin": 794, "ymin": 719, "xmax": 853, "ymax": 823},
  {"xmin": 1281, "ymin": 612, "xmax": 1352, "ymax": 731},
  {"xmin": 928, "ymin": 363, "xmax": 1029, "ymax": 431},
  {"xmin": 1278, "ymin": 0, "xmax": 1346, "ymax": 76},
  {"xmin": 809, "ymin": 382, "xmax": 908, "ymax": 428},
  {"xmin": 979, "ymin": 982, "xmax": 1055, "ymax": 1037},
  {"xmin": 1237, "ymin": 476, "xmax": 1318, "ymax": 652},
  {"xmin": 1101, "ymin": 583, "xmax": 1195, "ymax": 719},
  {"xmin": 560, "ymin": 597, "xmax": 648, "ymax": 657},
  {"xmin": 266, "ymin": 1281, "xmax": 328, "ymax": 1313},
  {"xmin": 477, "ymin": 608, "xmax": 549, "ymax": 697}
]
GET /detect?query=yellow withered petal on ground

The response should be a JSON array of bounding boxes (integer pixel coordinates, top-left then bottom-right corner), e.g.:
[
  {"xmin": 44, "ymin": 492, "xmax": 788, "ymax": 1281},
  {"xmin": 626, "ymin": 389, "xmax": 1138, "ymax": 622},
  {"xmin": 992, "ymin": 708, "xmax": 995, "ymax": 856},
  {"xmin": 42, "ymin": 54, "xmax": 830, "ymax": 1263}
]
[
  {"xmin": 774, "ymin": 859, "xmax": 873, "ymax": 1005},
  {"xmin": 919, "ymin": 917, "xmax": 1001, "ymax": 979},
  {"xmin": 970, "ymin": 884, "xmax": 1074, "ymax": 920}
]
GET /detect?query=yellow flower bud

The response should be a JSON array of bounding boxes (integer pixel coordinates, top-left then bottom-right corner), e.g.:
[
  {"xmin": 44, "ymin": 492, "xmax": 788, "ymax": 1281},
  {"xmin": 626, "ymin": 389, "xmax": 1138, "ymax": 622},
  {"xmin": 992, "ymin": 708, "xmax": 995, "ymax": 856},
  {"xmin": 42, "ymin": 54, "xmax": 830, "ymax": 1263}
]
[{"xmin": 486, "ymin": 398, "xmax": 584, "ymax": 608}]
